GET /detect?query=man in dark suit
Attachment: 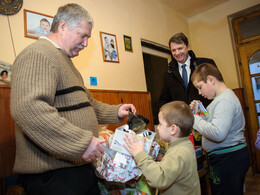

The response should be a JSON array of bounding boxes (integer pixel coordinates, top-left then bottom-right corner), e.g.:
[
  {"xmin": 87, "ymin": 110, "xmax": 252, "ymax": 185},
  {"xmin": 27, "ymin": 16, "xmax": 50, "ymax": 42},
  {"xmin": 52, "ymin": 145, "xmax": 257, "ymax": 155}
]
[{"xmin": 159, "ymin": 32, "xmax": 216, "ymax": 108}]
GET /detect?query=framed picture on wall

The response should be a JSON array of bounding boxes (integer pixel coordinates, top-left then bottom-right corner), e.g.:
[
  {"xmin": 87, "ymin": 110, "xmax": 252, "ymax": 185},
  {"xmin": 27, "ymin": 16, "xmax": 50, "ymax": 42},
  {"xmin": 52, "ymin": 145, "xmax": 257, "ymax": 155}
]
[
  {"xmin": 100, "ymin": 32, "xmax": 119, "ymax": 63},
  {"xmin": 123, "ymin": 35, "xmax": 133, "ymax": 52},
  {"xmin": 24, "ymin": 9, "xmax": 53, "ymax": 39},
  {"xmin": 0, "ymin": 61, "xmax": 11, "ymax": 84}
]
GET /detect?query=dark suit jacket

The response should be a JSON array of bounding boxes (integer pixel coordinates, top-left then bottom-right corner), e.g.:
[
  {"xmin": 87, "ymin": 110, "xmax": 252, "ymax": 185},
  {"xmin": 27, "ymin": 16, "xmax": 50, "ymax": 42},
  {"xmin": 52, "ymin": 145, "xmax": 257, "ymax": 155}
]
[{"xmin": 159, "ymin": 50, "xmax": 216, "ymax": 108}]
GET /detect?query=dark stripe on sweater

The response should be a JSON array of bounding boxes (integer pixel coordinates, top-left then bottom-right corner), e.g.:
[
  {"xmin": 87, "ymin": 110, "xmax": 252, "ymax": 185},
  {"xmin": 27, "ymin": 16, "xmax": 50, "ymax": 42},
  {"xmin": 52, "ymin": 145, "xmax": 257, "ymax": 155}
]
[
  {"xmin": 56, "ymin": 102, "xmax": 91, "ymax": 112},
  {"xmin": 55, "ymin": 86, "xmax": 85, "ymax": 96}
]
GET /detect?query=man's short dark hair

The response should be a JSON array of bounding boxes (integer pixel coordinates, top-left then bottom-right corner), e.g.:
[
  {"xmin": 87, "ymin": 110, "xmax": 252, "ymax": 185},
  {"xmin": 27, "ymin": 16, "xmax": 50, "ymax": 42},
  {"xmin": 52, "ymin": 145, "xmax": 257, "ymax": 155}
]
[{"xmin": 168, "ymin": 32, "xmax": 189, "ymax": 48}]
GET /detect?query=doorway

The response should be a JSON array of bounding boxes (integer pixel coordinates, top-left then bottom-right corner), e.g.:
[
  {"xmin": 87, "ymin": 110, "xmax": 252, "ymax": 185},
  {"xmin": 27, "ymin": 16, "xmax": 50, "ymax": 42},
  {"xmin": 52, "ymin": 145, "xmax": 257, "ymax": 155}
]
[
  {"xmin": 231, "ymin": 5, "xmax": 260, "ymax": 173},
  {"xmin": 141, "ymin": 40, "xmax": 171, "ymax": 125}
]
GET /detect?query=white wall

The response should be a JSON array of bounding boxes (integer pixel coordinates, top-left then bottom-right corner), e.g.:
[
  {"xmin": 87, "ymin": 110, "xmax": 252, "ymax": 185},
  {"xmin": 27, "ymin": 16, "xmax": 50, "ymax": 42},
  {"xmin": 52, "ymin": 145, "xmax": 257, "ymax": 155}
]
[{"xmin": 2, "ymin": 0, "xmax": 258, "ymax": 91}]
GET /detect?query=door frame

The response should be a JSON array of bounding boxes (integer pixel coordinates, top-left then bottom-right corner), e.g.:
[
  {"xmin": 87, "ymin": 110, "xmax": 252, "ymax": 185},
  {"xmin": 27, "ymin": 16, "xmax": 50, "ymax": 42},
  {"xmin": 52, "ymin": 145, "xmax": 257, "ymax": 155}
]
[
  {"xmin": 141, "ymin": 39, "xmax": 171, "ymax": 125},
  {"xmin": 238, "ymin": 39, "xmax": 260, "ymax": 173},
  {"xmin": 229, "ymin": 5, "xmax": 260, "ymax": 173}
]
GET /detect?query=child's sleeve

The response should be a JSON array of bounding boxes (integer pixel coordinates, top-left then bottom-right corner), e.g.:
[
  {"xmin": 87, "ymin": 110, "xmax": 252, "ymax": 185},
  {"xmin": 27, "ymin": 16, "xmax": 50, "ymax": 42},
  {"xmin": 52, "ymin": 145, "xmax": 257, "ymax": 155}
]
[
  {"xmin": 193, "ymin": 99, "xmax": 234, "ymax": 142},
  {"xmin": 134, "ymin": 149, "xmax": 184, "ymax": 189},
  {"xmin": 255, "ymin": 129, "xmax": 260, "ymax": 150}
]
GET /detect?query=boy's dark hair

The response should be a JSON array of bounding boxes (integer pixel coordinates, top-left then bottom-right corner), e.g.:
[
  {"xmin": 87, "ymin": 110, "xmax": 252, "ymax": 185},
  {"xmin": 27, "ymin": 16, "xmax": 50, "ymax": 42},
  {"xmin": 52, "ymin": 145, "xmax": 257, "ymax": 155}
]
[
  {"xmin": 168, "ymin": 32, "xmax": 189, "ymax": 48},
  {"xmin": 160, "ymin": 101, "xmax": 194, "ymax": 137},
  {"xmin": 191, "ymin": 63, "xmax": 224, "ymax": 83}
]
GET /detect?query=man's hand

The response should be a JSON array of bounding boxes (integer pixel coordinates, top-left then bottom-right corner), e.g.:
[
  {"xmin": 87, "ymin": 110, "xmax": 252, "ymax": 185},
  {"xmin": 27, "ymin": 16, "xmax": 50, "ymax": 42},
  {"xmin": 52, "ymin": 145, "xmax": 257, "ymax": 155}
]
[
  {"xmin": 123, "ymin": 132, "xmax": 145, "ymax": 157},
  {"xmin": 118, "ymin": 104, "xmax": 136, "ymax": 118},
  {"xmin": 82, "ymin": 136, "xmax": 105, "ymax": 162}
]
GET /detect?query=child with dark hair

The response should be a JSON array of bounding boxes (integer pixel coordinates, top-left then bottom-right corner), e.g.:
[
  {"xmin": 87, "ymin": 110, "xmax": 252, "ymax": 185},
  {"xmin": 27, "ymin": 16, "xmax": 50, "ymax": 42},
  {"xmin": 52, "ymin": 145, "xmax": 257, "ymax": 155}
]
[
  {"xmin": 190, "ymin": 63, "xmax": 250, "ymax": 195},
  {"xmin": 124, "ymin": 101, "xmax": 200, "ymax": 195}
]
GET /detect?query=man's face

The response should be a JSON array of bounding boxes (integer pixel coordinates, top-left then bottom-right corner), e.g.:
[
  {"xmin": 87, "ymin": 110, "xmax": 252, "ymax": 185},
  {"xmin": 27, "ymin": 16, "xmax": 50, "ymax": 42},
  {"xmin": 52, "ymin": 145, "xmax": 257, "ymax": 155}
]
[
  {"xmin": 62, "ymin": 20, "xmax": 92, "ymax": 58},
  {"xmin": 170, "ymin": 42, "xmax": 189, "ymax": 64}
]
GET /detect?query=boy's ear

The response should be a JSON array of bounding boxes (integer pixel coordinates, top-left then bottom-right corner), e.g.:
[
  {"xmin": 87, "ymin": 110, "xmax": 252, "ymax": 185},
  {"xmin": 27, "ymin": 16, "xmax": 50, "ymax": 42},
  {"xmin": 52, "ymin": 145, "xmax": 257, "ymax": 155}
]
[
  {"xmin": 207, "ymin": 75, "xmax": 215, "ymax": 84},
  {"xmin": 170, "ymin": 124, "xmax": 178, "ymax": 136}
]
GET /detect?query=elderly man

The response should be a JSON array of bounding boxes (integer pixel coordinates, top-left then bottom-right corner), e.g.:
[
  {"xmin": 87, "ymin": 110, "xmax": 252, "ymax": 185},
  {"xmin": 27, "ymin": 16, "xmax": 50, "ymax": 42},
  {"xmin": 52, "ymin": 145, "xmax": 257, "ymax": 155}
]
[{"xmin": 11, "ymin": 3, "xmax": 135, "ymax": 194}]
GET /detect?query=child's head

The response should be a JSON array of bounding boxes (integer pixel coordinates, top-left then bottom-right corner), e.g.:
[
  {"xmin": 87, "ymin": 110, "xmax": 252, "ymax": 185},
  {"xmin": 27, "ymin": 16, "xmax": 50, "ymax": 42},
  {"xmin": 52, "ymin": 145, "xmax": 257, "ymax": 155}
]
[
  {"xmin": 192, "ymin": 63, "xmax": 223, "ymax": 83},
  {"xmin": 40, "ymin": 18, "xmax": 50, "ymax": 32},
  {"xmin": 191, "ymin": 63, "xmax": 224, "ymax": 100},
  {"xmin": 158, "ymin": 101, "xmax": 194, "ymax": 141}
]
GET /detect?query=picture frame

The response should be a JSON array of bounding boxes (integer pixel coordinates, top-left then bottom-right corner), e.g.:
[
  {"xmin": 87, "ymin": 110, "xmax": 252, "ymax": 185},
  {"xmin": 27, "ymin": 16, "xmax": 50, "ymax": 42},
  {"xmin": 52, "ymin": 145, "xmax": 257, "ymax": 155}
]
[
  {"xmin": 24, "ymin": 9, "xmax": 53, "ymax": 39},
  {"xmin": 0, "ymin": 61, "xmax": 11, "ymax": 85},
  {"xmin": 100, "ymin": 32, "xmax": 119, "ymax": 63},
  {"xmin": 123, "ymin": 35, "xmax": 133, "ymax": 52}
]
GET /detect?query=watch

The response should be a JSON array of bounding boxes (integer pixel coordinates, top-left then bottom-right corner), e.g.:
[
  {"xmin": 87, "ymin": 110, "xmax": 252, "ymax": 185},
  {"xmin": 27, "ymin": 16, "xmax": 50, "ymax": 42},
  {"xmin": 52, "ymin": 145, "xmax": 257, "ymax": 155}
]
[{"xmin": 0, "ymin": 0, "xmax": 23, "ymax": 15}]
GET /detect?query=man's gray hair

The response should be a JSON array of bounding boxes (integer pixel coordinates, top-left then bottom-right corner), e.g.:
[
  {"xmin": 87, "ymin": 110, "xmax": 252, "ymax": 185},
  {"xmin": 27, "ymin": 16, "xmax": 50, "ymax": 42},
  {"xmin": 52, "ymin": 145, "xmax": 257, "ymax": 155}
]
[{"xmin": 50, "ymin": 3, "xmax": 93, "ymax": 32}]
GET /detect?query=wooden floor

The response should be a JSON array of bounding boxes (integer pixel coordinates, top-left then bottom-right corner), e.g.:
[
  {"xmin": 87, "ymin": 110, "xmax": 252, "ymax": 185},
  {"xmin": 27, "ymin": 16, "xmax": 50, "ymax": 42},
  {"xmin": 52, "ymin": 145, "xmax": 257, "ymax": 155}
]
[{"xmin": 244, "ymin": 173, "xmax": 260, "ymax": 195}]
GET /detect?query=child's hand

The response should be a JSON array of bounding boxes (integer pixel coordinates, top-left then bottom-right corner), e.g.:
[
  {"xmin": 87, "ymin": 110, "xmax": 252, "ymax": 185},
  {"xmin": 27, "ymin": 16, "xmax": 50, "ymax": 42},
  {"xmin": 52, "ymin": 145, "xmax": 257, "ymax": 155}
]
[
  {"xmin": 123, "ymin": 132, "xmax": 145, "ymax": 157},
  {"xmin": 189, "ymin": 100, "xmax": 197, "ymax": 110}
]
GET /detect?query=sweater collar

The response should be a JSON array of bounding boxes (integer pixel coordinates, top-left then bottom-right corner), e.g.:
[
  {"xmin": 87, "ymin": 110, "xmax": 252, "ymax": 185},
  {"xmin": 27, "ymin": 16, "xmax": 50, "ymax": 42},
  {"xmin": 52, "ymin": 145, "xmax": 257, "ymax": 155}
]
[
  {"xmin": 40, "ymin": 36, "xmax": 61, "ymax": 49},
  {"xmin": 168, "ymin": 137, "xmax": 190, "ymax": 149}
]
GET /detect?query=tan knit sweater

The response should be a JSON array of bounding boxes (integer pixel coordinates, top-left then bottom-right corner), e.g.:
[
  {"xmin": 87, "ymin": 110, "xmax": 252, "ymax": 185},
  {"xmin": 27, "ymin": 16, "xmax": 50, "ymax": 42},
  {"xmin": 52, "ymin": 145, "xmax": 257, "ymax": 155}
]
[{"xmin": 11, "ymin": 39, "xmax": 122, "ymax": 174}]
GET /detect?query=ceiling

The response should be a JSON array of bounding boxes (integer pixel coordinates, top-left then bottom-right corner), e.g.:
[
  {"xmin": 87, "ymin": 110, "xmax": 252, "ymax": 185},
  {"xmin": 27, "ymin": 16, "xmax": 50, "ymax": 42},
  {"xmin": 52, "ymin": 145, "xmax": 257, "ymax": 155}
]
[{"xmin": 160, "ymin": 0, "xmax": 230, "ymax": 18}]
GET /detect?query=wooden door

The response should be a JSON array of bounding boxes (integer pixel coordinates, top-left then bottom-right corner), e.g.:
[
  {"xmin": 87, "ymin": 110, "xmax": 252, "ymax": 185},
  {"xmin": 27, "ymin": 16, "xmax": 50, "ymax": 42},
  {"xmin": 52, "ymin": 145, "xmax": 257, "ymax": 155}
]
[
  {"xmin": 239, "ymin": 39, "xmax": 260, "ymax": 172},
  {"xmin": 232, "ymin": 8, "xmax": 260, "ymax": 173}
]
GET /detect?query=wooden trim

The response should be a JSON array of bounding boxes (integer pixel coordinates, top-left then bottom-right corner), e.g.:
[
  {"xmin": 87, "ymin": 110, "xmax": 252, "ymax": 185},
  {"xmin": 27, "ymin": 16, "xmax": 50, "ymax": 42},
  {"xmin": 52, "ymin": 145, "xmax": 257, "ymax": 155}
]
[
  {"xmin": 89, "ymin": 89, "xmax": 154, "ymax": 131},
  {"xmin": 0, "ymin": 84, "xmax": 11, "ymax": 88},
  {"xmin": 141, "ymin": 40, "xmax": 171, "ymax": 55},
  {"xmin": 89, "ymin": 89, "xmax": 149, "ymax": 94},
  {"xmin": 0, "ymin": 85, "xmax": 15, "ymax": 178},
  {"xmin": 232, "ymin": 9, "xmax": 260, "ymax": 45}
]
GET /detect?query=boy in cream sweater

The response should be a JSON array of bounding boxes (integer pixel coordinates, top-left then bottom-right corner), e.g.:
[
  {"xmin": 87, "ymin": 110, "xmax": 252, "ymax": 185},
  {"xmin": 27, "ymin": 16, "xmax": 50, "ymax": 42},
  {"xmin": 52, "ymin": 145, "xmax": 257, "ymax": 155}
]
[{"xmin": 124, "ymin": 101, "xmax": 200, "ymax": 195}]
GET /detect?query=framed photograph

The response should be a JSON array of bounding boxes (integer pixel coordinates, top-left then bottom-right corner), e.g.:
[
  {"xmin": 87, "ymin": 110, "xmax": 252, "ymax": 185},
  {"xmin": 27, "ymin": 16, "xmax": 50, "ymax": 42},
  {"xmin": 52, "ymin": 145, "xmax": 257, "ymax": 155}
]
[
  {"xmin": 0, "ymin": 61, "xmax": 11, "ymax": 84},
  {"xmin": 24, "ymin": 9, "xmax": 54, "ymax": 39},
  {"xmin": 100, "ymin": 32, "xmax": 119, "ymax": 63},
  {"xmin": 123, "ymin": 35, "xmax": 133, "ymax": 52}
]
